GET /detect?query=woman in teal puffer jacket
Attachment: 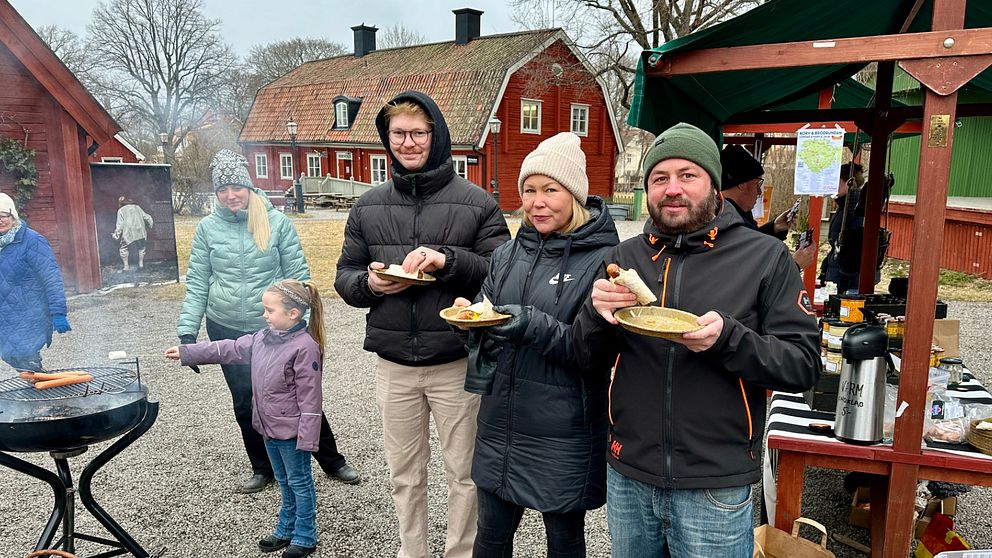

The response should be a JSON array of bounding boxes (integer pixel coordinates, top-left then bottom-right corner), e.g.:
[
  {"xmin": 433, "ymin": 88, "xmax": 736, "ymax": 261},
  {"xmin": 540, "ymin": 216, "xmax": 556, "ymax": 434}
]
[{"xmin": 178, "ymin": 149, "xmax": 359, "ymax": 494}]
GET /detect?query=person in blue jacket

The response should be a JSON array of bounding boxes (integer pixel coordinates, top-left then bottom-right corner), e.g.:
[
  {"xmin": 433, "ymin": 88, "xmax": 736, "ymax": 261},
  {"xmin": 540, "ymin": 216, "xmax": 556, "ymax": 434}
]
[{"xmin": 0, "ymin": 192, "xmax": 71, "ymax": 371}]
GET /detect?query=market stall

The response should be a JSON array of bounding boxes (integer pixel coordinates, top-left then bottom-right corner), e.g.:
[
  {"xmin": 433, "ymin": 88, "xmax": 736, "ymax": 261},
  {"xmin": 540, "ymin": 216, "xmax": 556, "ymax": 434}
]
[{"xmin": 627, "ymin": 1, "xmax": 992, "ymax": 556}]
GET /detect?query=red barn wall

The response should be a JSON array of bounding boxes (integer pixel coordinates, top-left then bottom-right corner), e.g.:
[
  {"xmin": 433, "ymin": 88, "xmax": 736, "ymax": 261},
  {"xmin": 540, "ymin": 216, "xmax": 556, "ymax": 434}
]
[
  {"xmin": 89, "ymin": 137, "xmax": 140, "ymax": 163},
  {"xmin": 886, "ymin": 202, "xmax": 992, "ymax": 279},
  {"xmin": 489, "ymin": 40, "xmax": 618, "ymax": 210}
]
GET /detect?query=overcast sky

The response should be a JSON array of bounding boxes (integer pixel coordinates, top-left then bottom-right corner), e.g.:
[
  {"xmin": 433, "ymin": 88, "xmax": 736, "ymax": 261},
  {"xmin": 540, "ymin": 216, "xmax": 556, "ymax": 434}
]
[{"xmin": 9, "ymin": 0, "xmax": 522, "ymax": 55}]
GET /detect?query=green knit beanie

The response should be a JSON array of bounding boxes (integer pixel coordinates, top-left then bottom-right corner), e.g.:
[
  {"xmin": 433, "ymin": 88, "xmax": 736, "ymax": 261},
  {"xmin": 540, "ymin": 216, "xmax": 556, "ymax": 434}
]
[{"xmin": 641, "ymin": 122, "xmax": 722, "ymax": 191}]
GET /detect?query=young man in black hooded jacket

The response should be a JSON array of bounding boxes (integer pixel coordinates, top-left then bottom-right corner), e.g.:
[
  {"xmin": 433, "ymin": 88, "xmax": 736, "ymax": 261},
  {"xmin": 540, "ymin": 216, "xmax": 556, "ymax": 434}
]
[
  {"xmin": 335, "ymin": 90, "xmax": 509, "ymax": 558},
  {"xmin": 572, "ymin": 122, "xmax": 820, "ymax": 557}
]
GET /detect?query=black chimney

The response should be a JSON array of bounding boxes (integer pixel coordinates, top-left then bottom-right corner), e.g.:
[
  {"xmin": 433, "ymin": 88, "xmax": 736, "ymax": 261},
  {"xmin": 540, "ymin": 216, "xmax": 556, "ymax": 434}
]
[
  {"xmin": 453, "ymin": 8, "xmax": 483, "ymax": 45},
  {"xmin": 352, "ymin": 24, "xmax": 378, "ymax": 57}
]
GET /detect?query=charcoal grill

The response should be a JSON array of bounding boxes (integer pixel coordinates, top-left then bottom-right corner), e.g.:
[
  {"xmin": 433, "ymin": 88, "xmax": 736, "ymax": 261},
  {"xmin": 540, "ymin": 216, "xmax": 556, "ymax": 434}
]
[{"xmin": 0, "ymin": 362, "xmax": 159, "ymax": 557}]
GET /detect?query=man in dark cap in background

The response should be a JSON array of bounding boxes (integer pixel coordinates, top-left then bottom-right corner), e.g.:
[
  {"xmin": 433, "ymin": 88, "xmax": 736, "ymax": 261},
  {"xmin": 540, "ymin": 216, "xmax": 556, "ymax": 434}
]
[
  {"xmin": 720, "ymin": 144, "xmax": 816, "ymax": 269},
  {"xmin": 573, "ymin": 122, "xmax": 820, "ymax": 557}
]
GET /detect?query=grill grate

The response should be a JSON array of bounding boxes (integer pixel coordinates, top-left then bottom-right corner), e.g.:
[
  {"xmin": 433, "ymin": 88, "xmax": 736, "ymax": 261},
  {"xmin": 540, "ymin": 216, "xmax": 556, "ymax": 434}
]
[{"xmin": 0, "ymin": 367, "xmax": 138, "ymax": 401}]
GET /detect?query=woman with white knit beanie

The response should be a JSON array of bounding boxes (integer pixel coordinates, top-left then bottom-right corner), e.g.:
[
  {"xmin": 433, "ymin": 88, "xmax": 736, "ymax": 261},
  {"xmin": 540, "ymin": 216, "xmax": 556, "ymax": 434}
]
[{"xmin": 455, "ymin": 132, "xmax": 620, "ymax": 556}]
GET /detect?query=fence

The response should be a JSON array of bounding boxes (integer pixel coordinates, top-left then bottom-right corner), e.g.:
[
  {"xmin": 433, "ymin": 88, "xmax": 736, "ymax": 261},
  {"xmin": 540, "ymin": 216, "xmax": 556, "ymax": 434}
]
[{"xmin": 885, "ymin": 201, "xmax": 992, "ymax": 279}]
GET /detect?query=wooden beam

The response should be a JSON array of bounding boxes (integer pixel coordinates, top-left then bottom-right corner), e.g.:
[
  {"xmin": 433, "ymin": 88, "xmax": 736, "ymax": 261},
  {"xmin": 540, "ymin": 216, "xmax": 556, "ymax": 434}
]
[
  {"xmin": 900, "ymin": 54, "xmax": 992, "ymax": 95},
  {"xmin": 647, "ymin": 27, "xmax": 992, "ymax": 76},
  {"xmin": 858, "ymin": 61, "xmax": 896, "ymax": 295}
]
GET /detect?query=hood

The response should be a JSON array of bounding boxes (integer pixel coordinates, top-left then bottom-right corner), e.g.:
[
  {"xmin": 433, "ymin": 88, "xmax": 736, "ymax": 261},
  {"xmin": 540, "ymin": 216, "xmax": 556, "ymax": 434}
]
[
  {"xmin": 375, "ymin": 90, "xmax": 453, "ymax": 177},
  {"xmin": 641, "ymin": 197, "xmax": 745, "ymax": 254},
  {"xmin": 515, "ymin": 196, "xmax": 617, "ymax": 254},
  {"xmin": 213, "ymin": 187, "xmax": 273, "ymax": 222},
  {"xmin": 263, "ymin": 320, "xmax": 308, "ymax": 345}
]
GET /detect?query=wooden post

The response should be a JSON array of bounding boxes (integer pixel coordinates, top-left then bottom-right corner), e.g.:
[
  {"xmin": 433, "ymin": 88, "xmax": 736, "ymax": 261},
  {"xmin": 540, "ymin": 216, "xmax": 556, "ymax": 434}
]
[{"xmin": 859, "ymin": 61, "xmax": 896, "ymax": 294}]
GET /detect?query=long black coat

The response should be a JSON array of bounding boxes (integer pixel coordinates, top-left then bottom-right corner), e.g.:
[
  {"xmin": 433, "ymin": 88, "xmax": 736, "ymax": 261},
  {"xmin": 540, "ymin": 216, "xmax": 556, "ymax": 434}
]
[{"xmin": 471, "ymin": 197, "xmax": 618, "ymax": 513}]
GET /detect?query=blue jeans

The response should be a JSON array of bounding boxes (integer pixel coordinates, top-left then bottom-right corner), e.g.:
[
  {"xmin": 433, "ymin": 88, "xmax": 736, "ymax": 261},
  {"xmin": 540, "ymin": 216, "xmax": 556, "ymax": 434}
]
[
  {"xmin": 606, "ymin": 466, "xmax": 753, "ymax": 558},
  {"xmin": 473, "ymin": 487, "xmax": 587, "ymax": 557},
  {"xmin": 265, "ymin": 439, "xmax": 317, "ymax": 548}
]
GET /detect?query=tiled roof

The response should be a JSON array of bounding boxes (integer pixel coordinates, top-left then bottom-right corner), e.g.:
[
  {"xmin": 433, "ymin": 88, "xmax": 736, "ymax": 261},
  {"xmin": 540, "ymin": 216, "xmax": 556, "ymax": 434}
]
[{"xmin": 240, "ymin": 29, "xmax": 561, "ymax": 146}]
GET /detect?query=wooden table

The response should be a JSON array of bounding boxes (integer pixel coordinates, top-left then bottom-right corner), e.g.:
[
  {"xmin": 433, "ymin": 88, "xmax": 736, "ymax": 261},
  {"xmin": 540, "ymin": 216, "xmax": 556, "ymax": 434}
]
[{"xmin": 768, "ymin": 389, "xmax": 992, "ymax": 557}]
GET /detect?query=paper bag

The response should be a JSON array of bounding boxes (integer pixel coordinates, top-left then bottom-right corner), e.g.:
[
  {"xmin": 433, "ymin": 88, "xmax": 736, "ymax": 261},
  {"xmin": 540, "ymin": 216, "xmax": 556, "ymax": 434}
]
[
  {"xmin": 932, "ymin": 319, "xmax": 960, "ymax": 359},
  {"xmin": 754, "ymin": 518, "xmax": 837, "ymax": 558}
]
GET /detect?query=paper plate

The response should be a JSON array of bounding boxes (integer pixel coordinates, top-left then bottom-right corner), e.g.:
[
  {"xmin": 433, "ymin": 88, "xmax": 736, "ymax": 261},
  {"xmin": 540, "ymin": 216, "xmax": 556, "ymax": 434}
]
[
  {"xmin": 439, "ymin": 306, "xmax": 511, "ymax": 328},
  {"xmin": 614, "ymin": 306, "xmax": 702, "ymax": 340},
  {"xmin": 371, "ymin": 268, "xmax": 436, "ymax": 286}
]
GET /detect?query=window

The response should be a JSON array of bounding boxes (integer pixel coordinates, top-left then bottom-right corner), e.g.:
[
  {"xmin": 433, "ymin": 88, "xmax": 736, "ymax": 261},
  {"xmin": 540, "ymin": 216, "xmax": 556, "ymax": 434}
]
[
  {"xmin": 370, "ymin": 155, "xmax": 388, "ymax": 184},
  {"xmin": 307, "ymin": 153, "xmax": 322, "ymax": 177},
  {"xmin": 280, "ymin": 153, "xmax": 293, "ymax": 180},
  {"xmin": 100, "ymin": 157, "xmax": 124, "ymax": 163},
  {"xmin": 570, "ymin": 104, "xmax": 589, "ymax": 136},
  {"xmin": 452, "ymin": 156, "xmax": 468, "ymax": 179},
  {"xmin": 335, "ymin": 102, "xmax": 349, "ymax": 128},
  {"xmin": 255, "ymin": 153, "xmax": 268, "ymax": 178},
  {"xmin": 521, "ymin": 99, "xmax": 542, "ymax": 134}
]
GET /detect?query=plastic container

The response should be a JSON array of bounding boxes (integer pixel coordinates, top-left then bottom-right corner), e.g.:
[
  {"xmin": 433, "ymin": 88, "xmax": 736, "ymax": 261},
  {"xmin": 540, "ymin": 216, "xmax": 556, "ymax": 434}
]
[{"xmin": 839, "ymin": 294, "xmax": 866, "ymax": 323}]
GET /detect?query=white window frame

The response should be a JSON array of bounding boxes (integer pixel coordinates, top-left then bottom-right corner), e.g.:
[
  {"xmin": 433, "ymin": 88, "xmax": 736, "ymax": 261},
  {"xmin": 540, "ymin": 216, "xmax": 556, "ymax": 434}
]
[
  {"xmin": 100, "ymin": 157, "xmax": 124, "ymax": 163},
  {"xmin": 570, "ymin": 104, "xmax": 589, "ymax": 136},
  {"xmin": 279, "ymin": 153, "xmax": 294, "ymax": 180},
  {"xmin": 254, "ymin": 153, "xmax": 268, "ymax": 178},
  {"xmin": 370, "ymin": 155, "xmax": 388, "ymax": 184},
  {"xmin": 520, "ymin": 99, "xmax": 542, "ymax": 134},
  {"xmin": 335, "ymin": 101, "xmax": 349, "ymax": 128},
  {"xmin": 452, "ymin": 155, "xmax": 468, "ymax": 179},
  {"xmin": 307, "ymin": 153, "xmax": 322, "ymax": 177}
]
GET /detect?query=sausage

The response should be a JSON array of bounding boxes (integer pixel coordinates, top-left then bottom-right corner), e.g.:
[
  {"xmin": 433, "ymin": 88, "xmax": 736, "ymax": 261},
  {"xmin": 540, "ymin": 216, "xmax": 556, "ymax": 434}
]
[
  {"xmin": 34, "ymin": 375, "xmax": 93, "ymax": 390},
  {"xmin": 606, "ymin": 263, "xmax": 621, "ymax": 278},
  {"xmin": 21, "ymin": 372, "xmax": 89, "ymax": 382}
]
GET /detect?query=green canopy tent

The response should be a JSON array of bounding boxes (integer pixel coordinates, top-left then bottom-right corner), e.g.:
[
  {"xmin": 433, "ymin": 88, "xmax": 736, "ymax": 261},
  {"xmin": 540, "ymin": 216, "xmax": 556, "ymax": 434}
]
[{"xmin": 624, "ymin": 2, "xmax": 992, "ymax": 557}]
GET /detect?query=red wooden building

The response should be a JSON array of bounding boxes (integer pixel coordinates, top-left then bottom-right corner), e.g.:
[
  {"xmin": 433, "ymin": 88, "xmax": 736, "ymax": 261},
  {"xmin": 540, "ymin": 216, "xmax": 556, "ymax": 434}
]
[
  {"xmin": 240, "ymin": 9, "xmax": 622, "ymax": 210},
  {"xmin": 0, "ymin": 0, "xmax": 120, "ymax": 292},
  {"xmin": 89, "ymin": 133, "xmax": 145, "ymax": 164}
]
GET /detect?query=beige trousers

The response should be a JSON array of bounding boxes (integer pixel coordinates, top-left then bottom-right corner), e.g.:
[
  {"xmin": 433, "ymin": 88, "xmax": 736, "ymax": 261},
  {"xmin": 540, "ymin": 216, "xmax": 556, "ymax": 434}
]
[{"xmin": 375, "ymin": 357, "xmax": 480, "ymax": 558}]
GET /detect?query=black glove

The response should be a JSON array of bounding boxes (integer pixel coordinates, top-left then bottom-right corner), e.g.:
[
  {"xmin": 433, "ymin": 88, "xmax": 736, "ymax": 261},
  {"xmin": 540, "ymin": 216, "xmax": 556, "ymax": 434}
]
[
  {"xmin": 178, "ymin": 335, "xmax": 200, "ymax": 373},
  {"xmin": 464, "ymin": 329, "xmax": 501, "ymax": 395},
  {"xmin": 487, "ymin": 305, "xmax": 533, "ymax": 344}
]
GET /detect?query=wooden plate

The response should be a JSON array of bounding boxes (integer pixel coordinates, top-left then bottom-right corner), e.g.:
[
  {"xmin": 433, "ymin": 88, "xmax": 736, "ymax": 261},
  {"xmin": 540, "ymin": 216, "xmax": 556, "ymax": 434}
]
[
  {"xmin": 439, "ymin": 306, "xmax": 511, "ymax": 328},
  {"xmin": 371, "ymin": 268, "xmax": 436, "ymax": 286},
  {"xmin": 614, "ymin": 306, "xmax": 702, "ymax": 340}
]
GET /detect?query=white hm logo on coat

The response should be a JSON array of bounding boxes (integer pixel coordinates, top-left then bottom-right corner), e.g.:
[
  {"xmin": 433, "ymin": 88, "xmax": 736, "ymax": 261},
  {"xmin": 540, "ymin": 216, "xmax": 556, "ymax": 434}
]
[{"xmin": 548, "ymin": 273, "xmax": 574, "ymax": 285}]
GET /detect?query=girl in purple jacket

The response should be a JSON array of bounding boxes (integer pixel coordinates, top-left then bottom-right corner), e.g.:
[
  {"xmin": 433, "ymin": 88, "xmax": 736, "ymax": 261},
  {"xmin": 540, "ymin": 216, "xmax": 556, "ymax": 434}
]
[{"xmin": 166, "ymin": 279, "xmax": 326, "ymax": 558}]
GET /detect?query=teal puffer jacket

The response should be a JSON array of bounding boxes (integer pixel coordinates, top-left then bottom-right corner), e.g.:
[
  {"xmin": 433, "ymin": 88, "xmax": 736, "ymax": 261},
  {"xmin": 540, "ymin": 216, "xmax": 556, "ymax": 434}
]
[{"xmin": 177, "ymin": 193, "xmax": 309, "ymax": 338}]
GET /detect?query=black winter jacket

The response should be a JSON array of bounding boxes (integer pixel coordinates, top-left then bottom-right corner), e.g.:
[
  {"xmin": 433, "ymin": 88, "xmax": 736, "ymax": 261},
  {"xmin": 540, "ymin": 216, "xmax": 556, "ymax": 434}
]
[
  {"xmin": 573, "ymin": 202, "xmax": 820, "ymax": 490},
  {"xmin": 334, "ymin": 91, "xmax": 509, "ymax": 366},
  {"xmin": 471, "ymin": 197, "xmax": 619, "ymax": 513},
  {"xmin": 726, "ymin": 198, "xmax": 787, "ymax": 240}
]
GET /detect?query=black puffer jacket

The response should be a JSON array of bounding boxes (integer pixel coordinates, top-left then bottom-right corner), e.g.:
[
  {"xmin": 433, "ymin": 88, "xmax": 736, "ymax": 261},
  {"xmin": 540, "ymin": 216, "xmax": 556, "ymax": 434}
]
[
  {"xmin": 573, "ymin": 202, "xmax": 820, "ymax": 490},
  {"xmin": 471, "ymin": 197, "xmax": 619, "ymax": 513},
  {"xmin": 334, "ymin": 91, "xmax": 509, "ymax": 366}
]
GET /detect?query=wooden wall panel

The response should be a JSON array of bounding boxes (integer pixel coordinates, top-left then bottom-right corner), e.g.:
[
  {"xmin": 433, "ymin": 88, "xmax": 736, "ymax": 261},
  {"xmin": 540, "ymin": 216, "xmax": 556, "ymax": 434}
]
[{"xmin": 885, "ymin": 202, "xmax": 992, "ymax": 279}]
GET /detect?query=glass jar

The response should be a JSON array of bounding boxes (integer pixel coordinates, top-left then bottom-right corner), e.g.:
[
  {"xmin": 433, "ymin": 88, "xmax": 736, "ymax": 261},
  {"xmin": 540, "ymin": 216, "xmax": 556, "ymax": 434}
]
[{"xmin": 938, "ymin": 357, "xmax": 964, "ymax": 385}]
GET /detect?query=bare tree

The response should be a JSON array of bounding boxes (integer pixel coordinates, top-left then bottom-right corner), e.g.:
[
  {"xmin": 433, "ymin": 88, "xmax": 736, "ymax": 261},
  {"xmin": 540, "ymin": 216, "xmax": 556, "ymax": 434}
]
[
  {"xmin": 246, "ymin": 38, "xmax": 346, "ymax": 84},
  {"xmin": 35, "ymin": 25, "xmax": 98, "ymax": 87},
  {"xmin": 378, "ymin": 24, "xmax": 427, "ymax": 49},
  {"xmin": 86, "ymin": 0, "xmax": 237, "ymax": 162},
  {"xmin": 510, "ymin": 0, "xmax": 764, "ymax": 110}
]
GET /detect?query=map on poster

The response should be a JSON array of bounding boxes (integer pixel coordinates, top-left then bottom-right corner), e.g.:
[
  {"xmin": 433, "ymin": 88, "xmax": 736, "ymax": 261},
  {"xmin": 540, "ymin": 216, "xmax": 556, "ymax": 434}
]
[{"xmin": 794, "ymin": 126, "xmax": 844, "ymax": 196}]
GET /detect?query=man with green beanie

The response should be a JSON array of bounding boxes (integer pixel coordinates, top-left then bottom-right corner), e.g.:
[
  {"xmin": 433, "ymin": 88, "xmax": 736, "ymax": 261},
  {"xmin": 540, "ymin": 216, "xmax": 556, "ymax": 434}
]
[{"xmin": 572, "ymin": 122, "xmax": 821, "ymax": 557}]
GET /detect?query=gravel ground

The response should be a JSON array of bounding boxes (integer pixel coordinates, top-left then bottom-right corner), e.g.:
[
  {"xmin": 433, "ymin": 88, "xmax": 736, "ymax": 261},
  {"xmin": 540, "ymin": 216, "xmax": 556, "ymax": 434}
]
[{"xmin": 1, "ymin": 216, "xmax": 990, "ymax": 557}]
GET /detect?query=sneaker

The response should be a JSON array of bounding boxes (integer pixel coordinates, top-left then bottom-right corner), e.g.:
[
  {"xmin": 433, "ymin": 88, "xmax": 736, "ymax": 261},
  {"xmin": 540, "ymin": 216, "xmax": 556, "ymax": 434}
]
[
  {"xmin": 330, "ymin": 464, "xmax": 361, "ymax": 485},
  {"xmin": 259, "ymin": 535, "xmax": 291, "ymax": 553},
  {"xmin": 239, "ymin": 473, "xmax": 273, "ymax": 494},
  {"xmin": 282, "ymin": 544, "xmax": 316, "ymax": 558}
]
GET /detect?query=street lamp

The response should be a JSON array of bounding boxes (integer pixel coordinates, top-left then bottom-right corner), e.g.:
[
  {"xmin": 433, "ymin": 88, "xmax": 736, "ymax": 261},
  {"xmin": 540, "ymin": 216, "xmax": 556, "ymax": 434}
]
[
  {"xmin": 488, "ymin": 116, "xmax": 501, "ymax": 207},
  {"xmin": 286, "ymin": 117, "xmax": 305, "ymax": 213},
  {"xmin": 158, "ymin": 132, "xmax": 169, "ymax": 164}
]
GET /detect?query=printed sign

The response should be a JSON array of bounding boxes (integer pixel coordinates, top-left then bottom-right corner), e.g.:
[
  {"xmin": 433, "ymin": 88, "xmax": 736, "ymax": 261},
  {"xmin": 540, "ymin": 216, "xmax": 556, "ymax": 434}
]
[{"xmin": 794, "ymin": 126, "xmax": 845, "ymax": 196}]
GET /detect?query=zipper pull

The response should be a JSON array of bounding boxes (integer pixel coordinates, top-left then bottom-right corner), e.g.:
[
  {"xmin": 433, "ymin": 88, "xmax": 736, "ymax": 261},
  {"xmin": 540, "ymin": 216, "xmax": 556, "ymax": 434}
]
[{"xmin": 749, "ymin": 449, "xmax": 756, "ymax": 461}]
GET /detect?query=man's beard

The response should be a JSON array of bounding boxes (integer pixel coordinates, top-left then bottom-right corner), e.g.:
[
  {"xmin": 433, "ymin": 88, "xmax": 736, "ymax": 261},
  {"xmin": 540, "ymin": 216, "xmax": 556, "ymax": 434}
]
[{"xmin": 648, "ymin": 192, "xmax": 718, "ymax": 235}]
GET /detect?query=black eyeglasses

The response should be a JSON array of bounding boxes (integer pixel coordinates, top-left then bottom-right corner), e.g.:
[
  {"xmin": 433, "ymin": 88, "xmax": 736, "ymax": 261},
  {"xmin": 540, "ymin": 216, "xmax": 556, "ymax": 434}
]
[
  {"xmin": 388, "ymin": 129, "xmax": 432, "ymax": 146},
  {"xmin": 0, "ymin": 213, "xmax": 13, "ymax": 221}
]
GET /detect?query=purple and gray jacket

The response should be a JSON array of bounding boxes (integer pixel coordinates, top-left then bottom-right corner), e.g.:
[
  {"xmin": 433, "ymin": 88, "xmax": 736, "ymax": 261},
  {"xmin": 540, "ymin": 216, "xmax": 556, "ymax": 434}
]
[{"xmin": 180, "ymin": 325, "xmax": 323, "ymax": 452}]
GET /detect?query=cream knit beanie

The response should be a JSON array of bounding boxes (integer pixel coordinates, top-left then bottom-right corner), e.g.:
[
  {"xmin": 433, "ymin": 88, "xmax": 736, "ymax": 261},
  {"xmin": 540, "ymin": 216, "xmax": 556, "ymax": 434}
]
[
  {"xmin": 0, "ymin": 192, "xmax": 18, "ymax": 221},
  {"xmin": 517, "ymin": 132, "xmax": 588, "ymax": 203}
]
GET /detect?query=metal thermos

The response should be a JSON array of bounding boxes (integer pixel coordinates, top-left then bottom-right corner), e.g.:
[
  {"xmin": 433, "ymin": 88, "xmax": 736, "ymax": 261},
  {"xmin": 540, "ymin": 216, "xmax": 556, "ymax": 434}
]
[{"xmin": 834, "ymin": 323, "xmax": 889, "ymax": 444}]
